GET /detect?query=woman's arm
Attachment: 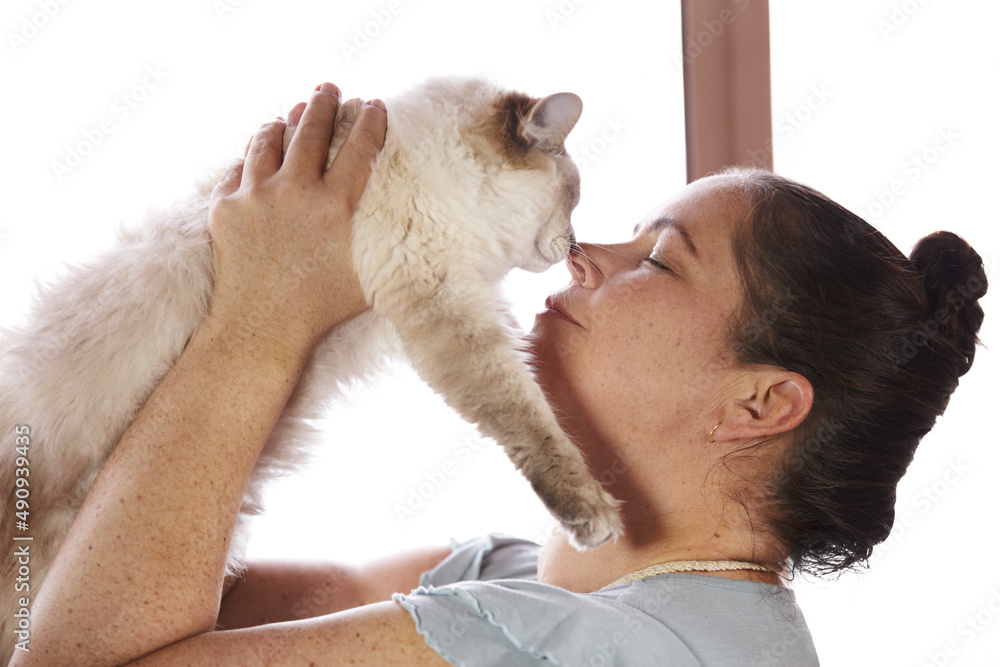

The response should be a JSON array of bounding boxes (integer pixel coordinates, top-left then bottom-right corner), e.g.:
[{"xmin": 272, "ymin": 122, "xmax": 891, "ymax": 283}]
[
  {"xmin": 12, "ymin": 84, "xmax": 397, "ymax": 666},
  {"xmin": 19, "ymin": 314, "xmax": 320, "ymax": 666},
  {"xmin": 133, "ymin": 602, "xmax": 446, "ymax": 666},
  {"xmin": 216, "ymin": 545, "xmax": 452, "ymax": 629}
]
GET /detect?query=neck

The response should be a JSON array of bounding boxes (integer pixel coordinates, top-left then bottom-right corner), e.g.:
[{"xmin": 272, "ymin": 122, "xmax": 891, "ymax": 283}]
[
  {"xmin": 537, "ymin": 518, "xmax": 786, "ymax": 592},
  {"xmin": 526, "ymin": 394, "xmax": 787, "ymax": 590}
]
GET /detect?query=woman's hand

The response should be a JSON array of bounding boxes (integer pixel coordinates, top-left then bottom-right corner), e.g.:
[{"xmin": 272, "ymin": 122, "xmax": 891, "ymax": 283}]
[
  {"xmin": 11, "ymin": 84, "xmax": 388, "ymax": 667},
  {"xmin": 206, "ymin": 82, "xmax": 387, "ymax": 362}
]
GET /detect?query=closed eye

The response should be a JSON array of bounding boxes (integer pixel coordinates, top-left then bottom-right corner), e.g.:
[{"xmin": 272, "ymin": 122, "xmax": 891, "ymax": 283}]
[{"xmin": 643, "ymin": 257, "xmax": 672, "ymax": 273}]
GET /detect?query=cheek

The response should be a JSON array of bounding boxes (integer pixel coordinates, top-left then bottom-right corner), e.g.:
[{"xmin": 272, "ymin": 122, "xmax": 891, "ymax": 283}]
[
  {"xmin": 588, "ymin": 324, "xmax": 677, "ymax": 395},
  {"xmin": 584, "ymin": 295, "xmax": 723, "ymax": 391}
]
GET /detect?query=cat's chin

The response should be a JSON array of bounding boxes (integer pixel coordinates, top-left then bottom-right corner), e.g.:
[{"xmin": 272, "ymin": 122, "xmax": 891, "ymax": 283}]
[
  {"xmin": 518, "ymin": 257, "xmax": 560, "ymax": 273},
  {"xmin": 518, "ymin": 237, "xmax": 572, "ymax": 273}
]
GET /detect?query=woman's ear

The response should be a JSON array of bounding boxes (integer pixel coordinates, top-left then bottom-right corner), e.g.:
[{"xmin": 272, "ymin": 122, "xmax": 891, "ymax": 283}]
[{"xmin": 710, "ymin": 371, "xmax": 814, "ymax": 443}]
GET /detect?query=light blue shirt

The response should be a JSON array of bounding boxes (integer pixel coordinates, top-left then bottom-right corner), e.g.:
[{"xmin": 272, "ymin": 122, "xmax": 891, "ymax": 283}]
[{"xmin": 394, "ymin": 534, "xmax": 820, "ymax": 666}]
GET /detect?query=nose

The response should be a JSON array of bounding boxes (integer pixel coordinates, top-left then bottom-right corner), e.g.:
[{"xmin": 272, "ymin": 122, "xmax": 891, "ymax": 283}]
[{"xmin": 566, "ymin": 242, "xmax": 604, "ymax": 289}]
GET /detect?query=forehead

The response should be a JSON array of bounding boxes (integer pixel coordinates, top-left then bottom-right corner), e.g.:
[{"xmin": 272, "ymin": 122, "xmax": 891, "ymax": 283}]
[{"xmin": 636, "ymin": 176, "xmax": 749, "ymax": 237}]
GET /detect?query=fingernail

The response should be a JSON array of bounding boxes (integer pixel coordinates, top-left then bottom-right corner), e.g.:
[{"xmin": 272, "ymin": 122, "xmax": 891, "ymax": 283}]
[
  {"xmin": 318, "ymin": 82, "xmax": 341, "ymax": 97},
  {"xmin": 364, "ymin": 99, "xmax": 386, "ymax": 111}
]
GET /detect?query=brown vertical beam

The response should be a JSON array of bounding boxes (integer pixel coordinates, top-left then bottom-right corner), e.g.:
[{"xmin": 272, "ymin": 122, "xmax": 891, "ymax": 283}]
[{"xmin": 681, "ymin": 0, "xmax": 773, "ymax": 182}]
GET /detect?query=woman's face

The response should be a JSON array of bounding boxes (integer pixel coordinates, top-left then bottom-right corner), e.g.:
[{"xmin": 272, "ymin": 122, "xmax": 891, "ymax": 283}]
[{"xmin": 525, "ymin": 176, "xmax": 750, "ymax": 475}]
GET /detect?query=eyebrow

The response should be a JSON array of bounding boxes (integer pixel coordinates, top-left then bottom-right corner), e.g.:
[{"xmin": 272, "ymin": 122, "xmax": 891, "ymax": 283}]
[{"xmin": 633, "ymin": 216, "xmax": 699, "ymax": 259}]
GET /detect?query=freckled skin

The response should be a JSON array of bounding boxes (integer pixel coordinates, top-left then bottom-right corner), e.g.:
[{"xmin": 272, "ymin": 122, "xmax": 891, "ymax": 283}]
[
  {"xmin": 527, "ymin": 178, "xmax": 745, "ymax": 483},
  {"xmin": 527, "ymin": 176, "xmax": 810, "ymax": 593}
]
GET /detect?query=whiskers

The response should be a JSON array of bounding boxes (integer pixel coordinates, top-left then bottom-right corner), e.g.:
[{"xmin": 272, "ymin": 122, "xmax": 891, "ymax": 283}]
[{"xmin": 569, "ymin": 242, "xmax": 630, "ymax": 282}]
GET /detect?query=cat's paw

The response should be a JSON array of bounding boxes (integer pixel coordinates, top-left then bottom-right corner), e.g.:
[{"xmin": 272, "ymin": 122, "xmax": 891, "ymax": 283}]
[
  {"xmin": 523, "ymin": 443, "xmax": 624, "ymax": 549},
  {"xmin": 559, "ymin": 484, "xmax": 623, "ymax": 550}
]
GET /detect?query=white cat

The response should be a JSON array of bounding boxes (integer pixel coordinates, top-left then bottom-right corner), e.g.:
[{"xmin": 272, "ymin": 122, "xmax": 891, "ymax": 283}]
[{"xmin": 0, "ymin": 76, "xmax": 622, "ymax": 656}]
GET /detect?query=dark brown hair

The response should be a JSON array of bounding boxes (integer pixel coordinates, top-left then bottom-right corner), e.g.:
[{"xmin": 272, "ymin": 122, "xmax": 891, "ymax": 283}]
[{"xmin": 722, "ymin": 167, "xmax": 988, "ymax": 576}]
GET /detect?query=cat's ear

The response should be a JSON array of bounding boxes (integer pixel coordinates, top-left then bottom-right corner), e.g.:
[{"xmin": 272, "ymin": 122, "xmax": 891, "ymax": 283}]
[{"xmin": 522, "ymin": 92, "xmax": 583, "ymax": 148}]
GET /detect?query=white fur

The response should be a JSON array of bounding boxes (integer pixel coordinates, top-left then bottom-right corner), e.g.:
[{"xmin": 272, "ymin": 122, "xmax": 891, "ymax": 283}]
[{"xmin": 0, "ymin": 76, "xmax": 621, "ymax": 659}]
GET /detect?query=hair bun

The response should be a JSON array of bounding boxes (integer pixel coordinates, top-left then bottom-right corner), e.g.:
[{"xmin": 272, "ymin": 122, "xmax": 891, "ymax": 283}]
[{"xmin": 909, "ymin": 231, "xmax": 988, "ymax": 375}]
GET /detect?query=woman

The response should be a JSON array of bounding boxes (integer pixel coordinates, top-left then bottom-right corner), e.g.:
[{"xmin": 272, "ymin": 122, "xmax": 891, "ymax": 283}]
[{"xmin": 13, "ymin": 83, "xmax": 987, "ymax": 666}]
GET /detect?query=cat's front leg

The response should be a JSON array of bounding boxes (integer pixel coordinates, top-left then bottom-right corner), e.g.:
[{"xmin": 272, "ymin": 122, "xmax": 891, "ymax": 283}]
[{"xmin": 386, "ymin": 288, "xmax": 622, "ymax": 549}]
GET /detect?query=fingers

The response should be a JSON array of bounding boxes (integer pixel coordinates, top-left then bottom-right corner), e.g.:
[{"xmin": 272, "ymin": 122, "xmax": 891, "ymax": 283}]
[
  {"xmin": 287, "ymin": 102, "xmax": 307, "ymax": 126},
  {"xmin": 211, "ymin": 160, "xmax": 244, "ymax": 201},
  {"xmin": 242, "ymin": 119, "xmax": 286, "ymax": 188},
  {"xmin": 226, "ymin": 84, "xmax": 381, "ymax": 202},
  {"xmin": 323, "ymin": 99, "xmax": 387, "ymax": 208},
  {"xmin": 285, "ymin": 82, "xmax": 341, "ymax": 177}
]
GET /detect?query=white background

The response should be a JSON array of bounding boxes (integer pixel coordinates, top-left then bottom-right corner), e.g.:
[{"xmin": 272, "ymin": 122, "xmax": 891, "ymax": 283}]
[{"xmin": 1, "ymin": 0, "xmax": 997, "ymax": 665}]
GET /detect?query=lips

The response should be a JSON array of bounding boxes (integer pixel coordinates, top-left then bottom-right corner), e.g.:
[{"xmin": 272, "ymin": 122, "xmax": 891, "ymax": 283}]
[{"xmin": 544, "ymin": 295, "xmax": 583, "ymax": 328}]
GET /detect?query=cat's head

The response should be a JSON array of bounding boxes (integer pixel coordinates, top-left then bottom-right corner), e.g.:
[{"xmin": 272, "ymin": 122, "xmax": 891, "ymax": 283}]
[
  {"xmin": 389, "ymin": 78, "xmax": 583, "ymax": 276},
  {"xmin": 472, "ymin": 88, "xmax": 583, "ymax": 274}
]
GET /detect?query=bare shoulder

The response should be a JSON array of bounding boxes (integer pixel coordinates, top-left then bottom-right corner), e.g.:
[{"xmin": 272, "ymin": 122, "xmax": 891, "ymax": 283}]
[{"xmin": 131, "ymin": 601, "xmax": 450, "ymax": 666}]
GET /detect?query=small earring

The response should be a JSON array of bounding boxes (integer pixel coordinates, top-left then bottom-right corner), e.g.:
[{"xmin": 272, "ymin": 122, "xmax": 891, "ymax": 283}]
[{"xmin": 709, "ymin": 423, "xmax": 721, "ymax": 443}]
